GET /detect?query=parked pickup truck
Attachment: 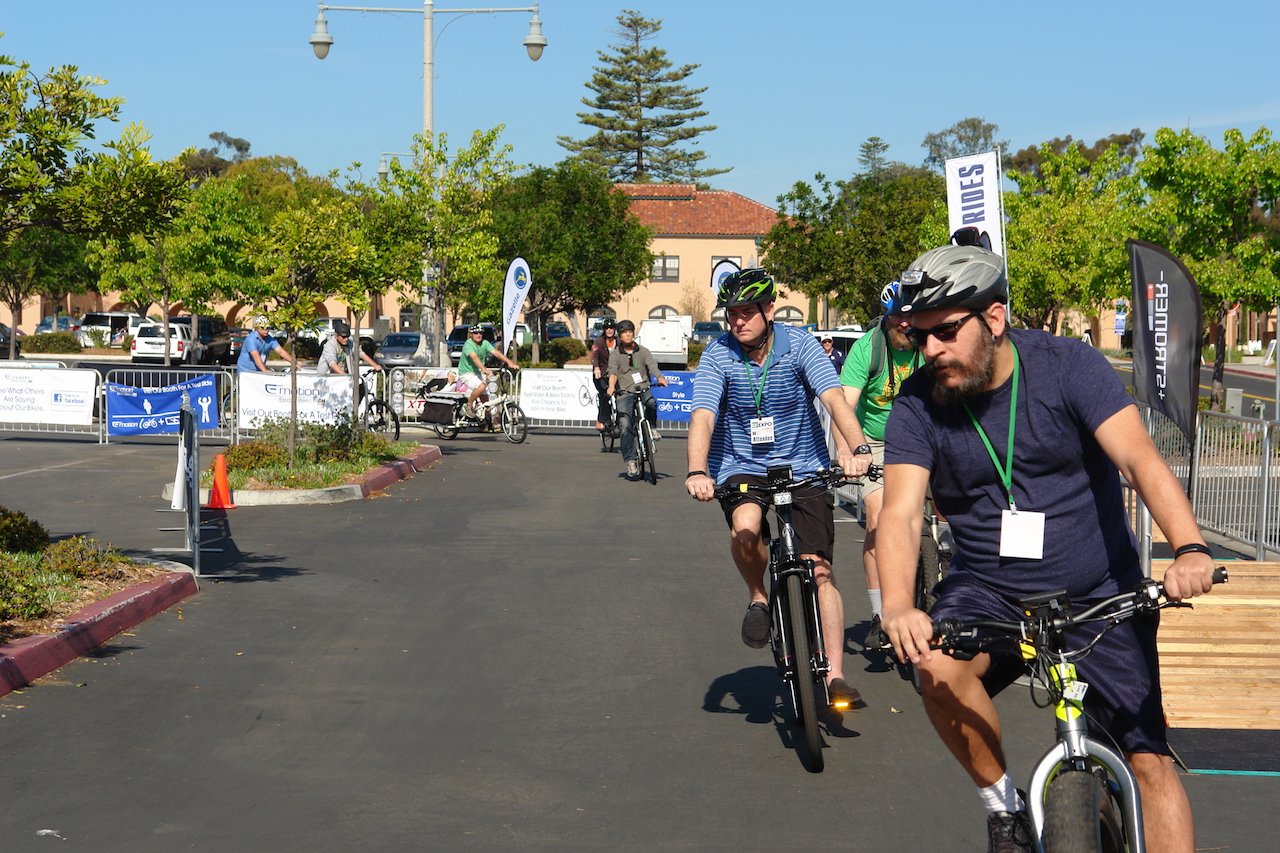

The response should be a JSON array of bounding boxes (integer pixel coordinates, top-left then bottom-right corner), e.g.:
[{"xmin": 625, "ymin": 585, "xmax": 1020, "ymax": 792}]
[{"xmin": 637, "ymin": 315, "xmax": 692, "ymax": 369}]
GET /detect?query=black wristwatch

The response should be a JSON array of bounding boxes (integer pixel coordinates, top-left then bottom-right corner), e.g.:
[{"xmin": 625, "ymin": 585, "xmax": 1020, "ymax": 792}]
[{"xmin": 853, "ymin": 445, "xmax": 872, "ymax": 456}]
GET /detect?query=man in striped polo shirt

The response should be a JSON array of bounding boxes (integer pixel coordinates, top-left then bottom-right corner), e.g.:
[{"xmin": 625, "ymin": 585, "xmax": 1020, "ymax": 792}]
[{"xmin": 686, "ymin": 269, "xmax": 874, "ymax": 709}]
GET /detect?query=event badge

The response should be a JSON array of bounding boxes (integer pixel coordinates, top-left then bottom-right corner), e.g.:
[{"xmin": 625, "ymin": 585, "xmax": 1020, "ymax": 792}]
[
  {"xmin": 631, "ymin": 371, "xmax": 644, "ymax": 384},
  {"xmin": 749, "ymin": 416, "xmax": 775, "ymax": 445},
  {"xmin": 999, "ymin": 509, "xmax": 1045, "ymax": 560}
]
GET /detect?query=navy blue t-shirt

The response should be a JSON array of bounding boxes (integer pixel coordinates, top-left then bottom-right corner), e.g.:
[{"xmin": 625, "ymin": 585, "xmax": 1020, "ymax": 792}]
[{"xmin": 885, "ymin": 328, "xmax": 1141, "ymax": 600}]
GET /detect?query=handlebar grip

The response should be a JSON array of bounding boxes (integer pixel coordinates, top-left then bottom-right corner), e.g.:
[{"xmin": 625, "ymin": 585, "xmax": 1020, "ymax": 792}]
[
  {"xmin": 1212, "ymin": 566, "xmax": 1229, "ymax": 585},
  {"xmin": 931, "ymin": 618, "xmax": 962, "ymax": 640}
]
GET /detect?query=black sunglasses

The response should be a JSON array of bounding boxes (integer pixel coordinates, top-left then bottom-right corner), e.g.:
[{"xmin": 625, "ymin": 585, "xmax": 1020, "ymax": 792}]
[{"xmin": 905, "ymin": 311, "xmax": 979, "ymax": 346}]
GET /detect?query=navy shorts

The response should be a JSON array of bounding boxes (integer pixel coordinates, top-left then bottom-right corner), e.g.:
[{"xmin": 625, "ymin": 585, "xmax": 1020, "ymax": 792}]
[
  {"xmin": 718, "ymin": 474, "xmax": 835, "ymax": 562},
  {"xmin": 930, "ymin": 572, "xmax": 1169, "ymax": 756}
]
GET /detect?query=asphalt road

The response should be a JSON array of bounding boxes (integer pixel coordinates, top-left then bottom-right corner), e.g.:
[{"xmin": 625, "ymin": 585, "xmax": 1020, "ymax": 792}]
[
  {"xmin": 1, "ymin": 429, "xmax": 1276, "ymax": 852},
  {"xmin": 1112, "ymin": 362, "xmax": 1279, "ymax": 418}
]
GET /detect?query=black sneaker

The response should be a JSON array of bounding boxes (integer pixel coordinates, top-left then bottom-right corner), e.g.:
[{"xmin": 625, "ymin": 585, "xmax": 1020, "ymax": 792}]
[
  {"xmin": 741, "ymin": 602, "xmax": 770, "ymax": 648},
  {"xmin": 827, "ymin": 677, "xmax": 863, "ymax": 711},
  {"xmin": 865, "ymin": 614, "xmax": 891, "ymax": 651},
  {"xmin": 986, "ymin": 807, "xmax": 1034, "ymax": 853}
]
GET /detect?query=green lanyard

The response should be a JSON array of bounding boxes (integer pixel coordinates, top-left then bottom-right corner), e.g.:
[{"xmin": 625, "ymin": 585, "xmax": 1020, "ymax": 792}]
[
  {"xmin": 743, "ymin": 333, "xmax": 773, "ymax": 417},
  {"xmin": 962, "ymin": 342, "xmax": 1020, "ymax": 512}
]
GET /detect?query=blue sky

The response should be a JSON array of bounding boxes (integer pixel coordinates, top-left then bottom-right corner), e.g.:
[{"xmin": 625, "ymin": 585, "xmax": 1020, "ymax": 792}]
[{"xmin": 3, "ymin": 1, "xmax": 1277, "ymax": 208}]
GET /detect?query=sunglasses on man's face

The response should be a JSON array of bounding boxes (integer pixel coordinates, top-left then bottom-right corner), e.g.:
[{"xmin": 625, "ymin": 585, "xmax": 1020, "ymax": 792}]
[{"xmin": 905, "ymin": 310, "xmax": 980, "ymax": 347}]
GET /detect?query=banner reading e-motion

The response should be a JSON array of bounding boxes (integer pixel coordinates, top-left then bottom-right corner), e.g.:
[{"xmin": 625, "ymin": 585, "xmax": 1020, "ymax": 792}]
[{"xmin": 1127, "ymin": 239, "xmax": 1203, "ymax": 444}]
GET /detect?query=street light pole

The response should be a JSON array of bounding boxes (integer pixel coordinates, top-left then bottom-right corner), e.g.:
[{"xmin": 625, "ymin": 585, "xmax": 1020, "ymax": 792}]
[{"xmin": 310, "ymin": 1, "xmax": 546, "ymax": 365}]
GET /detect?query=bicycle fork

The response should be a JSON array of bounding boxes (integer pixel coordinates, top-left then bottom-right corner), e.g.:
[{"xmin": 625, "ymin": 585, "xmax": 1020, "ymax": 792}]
[{"xmin": 1025, "ymin": 661, "xmax": 1145, "ymax": 853}]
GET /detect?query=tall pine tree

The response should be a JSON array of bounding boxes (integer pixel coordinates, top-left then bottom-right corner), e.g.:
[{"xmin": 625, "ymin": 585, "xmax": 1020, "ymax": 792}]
[{"xmin": 557, "ymin": 10, "xmax": 729, "ymax": 184}]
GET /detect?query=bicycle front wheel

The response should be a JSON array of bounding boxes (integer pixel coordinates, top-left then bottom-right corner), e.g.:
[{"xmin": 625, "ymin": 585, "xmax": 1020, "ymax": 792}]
[
  {"xmin": 501, "ymin": 402, "xmax": 528, "ymax": 444},
  {"xmin": 908, "ymin": 532, "xmax": 946, "ymax": 694},
  {"xmin": 1042, "ymin": 769, "xmax": 1126, "ymax": 853},
  {"xmin": 364, "ymin": 399, "xmax": 400, "ymax": 441},
  {"xmin": 785, "ymin": 572, "xmax": 823, "ymax": 771},
  {"xmin": 639, "ymin": 419, "xmax": 657, "ymax": 484}
]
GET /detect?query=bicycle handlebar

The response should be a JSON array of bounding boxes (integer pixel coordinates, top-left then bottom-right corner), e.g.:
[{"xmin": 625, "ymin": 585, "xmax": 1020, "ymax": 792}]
[
  {"xmin": 930, "ymin": 567, "xmax": 1228, "ymax": 656},
  {"xmin": 711, "ymin": 467, "xmax": 846, "ymax": 500}
]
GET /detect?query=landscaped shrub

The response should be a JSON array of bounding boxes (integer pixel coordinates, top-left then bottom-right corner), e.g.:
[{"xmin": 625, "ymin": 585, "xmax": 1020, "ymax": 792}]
[
  {"xmin": 0, "ymin": 552, "xmax": 72, "ymax": 620},
  {"xmin": 543, "ymin": 337, "xmax": 587, "ymax": 366},
  {"xmin": 85, "ymin": 328, "xmax": 109, "ymax": 348},
  {"xmin": 223, "ymin": 440, "xmax": 289, "ymax": 470},
  {"xmin": 41, "ymin": 536, "xmax": 127, "ymax": 580},
  {"xmin": 0, "ymin": 506, "xmax": 50, "ymax": 553},
  {"xmin": 20, "ymin": 332, "xmax": 82, "ymax": 354}
]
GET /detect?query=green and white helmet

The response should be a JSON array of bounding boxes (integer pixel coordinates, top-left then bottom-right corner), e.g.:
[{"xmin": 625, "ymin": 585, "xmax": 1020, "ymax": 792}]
[
  {"xmin": 716, "ymin": 268, "xmax": 778, "ymax": 308},
  {"xmin": 899, "ymin": 245, "xmax": 1007, "ymax": 315}
]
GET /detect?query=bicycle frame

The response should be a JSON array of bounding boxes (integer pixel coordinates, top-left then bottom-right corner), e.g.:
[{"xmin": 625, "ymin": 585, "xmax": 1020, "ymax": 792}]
[{"xmin": 769, "ymin": 499, "xmax": 831, "ymax": 706}]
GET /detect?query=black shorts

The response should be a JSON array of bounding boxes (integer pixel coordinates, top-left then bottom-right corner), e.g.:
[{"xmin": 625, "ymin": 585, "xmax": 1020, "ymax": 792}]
[
  {"xmin": 930, "ymin": 572, "xmax": 1169, "ymax": 755},
  {"xmin": 717, "ymin": 474, "xmax": 835, "ymax": 562}
]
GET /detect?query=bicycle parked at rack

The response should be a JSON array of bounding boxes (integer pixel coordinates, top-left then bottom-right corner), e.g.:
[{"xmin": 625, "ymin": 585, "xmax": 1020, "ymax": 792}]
[
  {"xmin": 930, "ymin": 567, "xmax": 1228, "ymax": 853},
  {"xmin": 714, "ymin": 465, "xmax": 849, "ymax": 772},
  {"xmin": 616, "ymin": 390, "xmax": 657, "ymax": 484},
  {"xmin": 416, "ymin": 366, "xmax": 527, "ymax": 444}
]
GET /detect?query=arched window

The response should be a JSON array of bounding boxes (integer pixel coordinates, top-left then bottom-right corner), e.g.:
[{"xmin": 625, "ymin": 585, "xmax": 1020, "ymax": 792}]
[
  {"xmin": 649, "ymin": 305, "xmax": 679, "ymax": 319},
  {"xmin": 774, "ymin": 306, "xmax": 805, "ymax": 325}
]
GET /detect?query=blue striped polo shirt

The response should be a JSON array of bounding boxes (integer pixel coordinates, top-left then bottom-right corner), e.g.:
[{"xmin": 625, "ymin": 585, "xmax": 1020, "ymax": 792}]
[{"xmin": 692, "ymin": 323, "xmax": 841, "ymax": 482}]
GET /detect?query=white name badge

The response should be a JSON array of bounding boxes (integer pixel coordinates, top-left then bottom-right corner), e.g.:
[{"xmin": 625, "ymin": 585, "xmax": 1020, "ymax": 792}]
[
  {"xmin": 1000, "ymin": 509, "xmax": 1045, "ymax": 560},
  {"xmin": 631, "ymin": 371, "xmax": 643, "ymax": 384},
  {"xmin": 749, "ymin": 416, "xmax": 775, "ymax": 445}
]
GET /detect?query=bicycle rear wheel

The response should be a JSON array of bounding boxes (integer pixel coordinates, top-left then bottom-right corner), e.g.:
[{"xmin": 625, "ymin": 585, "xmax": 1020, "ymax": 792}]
[
  {"xmin": 363, "ymin": 398, "xmax": 400, "ymax": 441},
  {"xmin": 501, "ymin": 402, "xmax": 528, "ymax": 444},
  {"xmin": 639, "ymin": 419, "xmax": 657, "ymax": 484},
  {"xmin": 433, "ymin": 421, "xmax": 459, "ymax": 440},
  {"xmin": 1041, "ymin": 769, "xmax": 1126, "ymax": 853},
  {"xmin": 785, "ymin": 572, "xmax": 823, "ymax": 772}
]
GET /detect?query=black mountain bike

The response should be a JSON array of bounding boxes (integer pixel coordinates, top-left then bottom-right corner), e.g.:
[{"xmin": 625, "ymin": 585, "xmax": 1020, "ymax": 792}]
[
  {"xmin": 930, "ymin": 568, "xmax": 1227, "ymax": 853},
  {"xmin": 714, "ymin": 465, "xmax": 847, "ymax": 772},
  {"xmin": 617, "ymin": 390, "xmax": 657, "ymax": 484}
]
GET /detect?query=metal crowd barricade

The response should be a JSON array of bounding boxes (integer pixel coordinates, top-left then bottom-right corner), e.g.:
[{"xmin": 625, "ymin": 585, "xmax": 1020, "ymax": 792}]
[
  {"xmin": 102, "ymin": 366, "xmax": 237, "ymax": 444},
  {"xmin": 0, "ymin": 360, "xmax": 101, "ymax": 438},
  {"xmin": 1192, "ymin": 410, "xmax": 1275, "ymax": 560}
]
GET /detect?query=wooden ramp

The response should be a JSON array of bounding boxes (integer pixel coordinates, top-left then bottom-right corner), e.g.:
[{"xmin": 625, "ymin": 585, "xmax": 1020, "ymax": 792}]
[{"xmin": 1153, "ymin": 560, "xmax": 1280, "ymax": 730}]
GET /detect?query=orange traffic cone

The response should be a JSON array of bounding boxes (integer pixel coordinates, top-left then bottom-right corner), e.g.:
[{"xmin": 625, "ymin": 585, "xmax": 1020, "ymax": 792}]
[{"xmin": 207, "ymin": 453, "xmax": 236, "ymax": 509}]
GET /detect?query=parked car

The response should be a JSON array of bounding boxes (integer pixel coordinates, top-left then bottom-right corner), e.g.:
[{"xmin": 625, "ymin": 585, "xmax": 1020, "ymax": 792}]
[
  {"xmin": 0, "ymin": 322, "xmax": 20, "ymax": 357},
  {"xmin": 228, "ymin": 327, "xmax": 250, "ymax": 360},
  {"xmin": 35, "ymin": 316, "xmax": 80, "ymax": 335},
  {"xmin": 76, "ymin": 311, "xmax": 150, "ymax": 347},
  {"xmin": 374, "ymin": 332, "xmax": 423, "ymax": 368},
  {"xmin": 545, "ymin": 321, "xmax": 572, "ymax": 341},
  {"xmin": 131, "ymin": 322, "xmax": 194, "ymax": 364},
  {"xmin": 691, "ymin": 320, "xmax": 727, "ymax": 344},
  {"xmin": 446, "ymin": 323, "xmax": 496, "ymax": 365},
  {"xmin": 167, "ymin": 315, "xmax": 233, "ymax": 364}
]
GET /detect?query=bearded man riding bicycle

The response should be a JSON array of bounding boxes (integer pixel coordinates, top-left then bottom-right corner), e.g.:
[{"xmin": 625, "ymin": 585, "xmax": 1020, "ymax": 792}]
[
  {"xmin": 686, "ymin": 268, "xmax": 873, "ymax": 709},
  {"xmin": 876, "ymin": 243, "xmax": 1216, "ymax": 853}
]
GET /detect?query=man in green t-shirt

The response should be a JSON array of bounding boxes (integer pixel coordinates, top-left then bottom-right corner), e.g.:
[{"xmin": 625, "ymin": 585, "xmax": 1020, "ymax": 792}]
[
  {"xmin": 839, "ymin": 282, "xmax": 921, "ymax": 649},
  {"xmin": 459, "ymin": 324, "xmax": 519, "ymax": 415}
]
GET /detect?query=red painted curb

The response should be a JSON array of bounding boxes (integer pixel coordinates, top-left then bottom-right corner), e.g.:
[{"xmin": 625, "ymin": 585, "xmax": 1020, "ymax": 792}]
[
  {"xmin": 0, "ymin": 571, "xmax": 198, "ymax": 698},
  {"xmin": 359, "ymin": 445, "xmax": 442, "ymax": 496}
]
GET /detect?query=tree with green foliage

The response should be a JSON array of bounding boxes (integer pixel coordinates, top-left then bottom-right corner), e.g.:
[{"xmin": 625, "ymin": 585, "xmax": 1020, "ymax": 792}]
[
  {"xmin": 1139, "ymin": 126, "xmax": 1280, "ymax": 406},
  {"xmin": 372, "ymin": 128, "xmax": 514, "ymax": 365},
  {"xmin": 0, "ymin": 40, "xmax": 188, "ymax": 242},
  {"xmin": 557, "ymin": 10, "xmax": 728, "ymax": 185},
  {"xmin": 1007, "ymin": 129, "xmax": 1144, "ymax": 179},
  {"xmin": 0, "ymin": 228, "xmax": 93, "ymax": 359},
  {"xmin": 183, "ymin": 131, "xmax": 252, "ymax": 183},
  {"xmin": 1003, "ymin": 142, "xmax": 1155, "ymax": 333},
  {"xmin": 490, "ymin": 160, "xmax": 653, "ymax": 345},
  {"xmin": 921, "ymin": 117, "xmax": 1009, "ymax": 171}
]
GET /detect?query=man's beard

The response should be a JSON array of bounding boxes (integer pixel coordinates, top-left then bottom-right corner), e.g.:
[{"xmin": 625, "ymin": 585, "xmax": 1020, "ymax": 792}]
[{"xmin": 928, "ymin": 330, "xmax": 995, "ymax": 405}]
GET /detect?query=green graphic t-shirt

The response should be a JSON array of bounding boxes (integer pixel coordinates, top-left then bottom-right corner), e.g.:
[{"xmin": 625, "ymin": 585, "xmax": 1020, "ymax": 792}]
[{"xmin": 839, "ymin": 329, "xmax": 920, "ymax": 441}]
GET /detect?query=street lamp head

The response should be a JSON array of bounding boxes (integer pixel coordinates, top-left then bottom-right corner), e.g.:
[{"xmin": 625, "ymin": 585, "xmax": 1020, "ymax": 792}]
[
  {"xmin": 523, "ymin": 7, "xmax": 546, "ymax": 61},
  {"xmin": 377, "ymin": 153, "xmax": 390, "ymax": 183},
  {"xmin": 310, "ymin": 10, "xmax": 334, "ymax": 60}
]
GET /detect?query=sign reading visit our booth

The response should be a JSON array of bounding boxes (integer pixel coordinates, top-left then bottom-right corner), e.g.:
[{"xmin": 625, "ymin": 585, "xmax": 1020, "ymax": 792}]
[
  {"xmin": 107, "ymin": 375, "xmax": 220, "ymax": 435},
  {"xmin": 517, "ymin": 368, "xmax": 696, "ymax": 422},
  {"xmin": 0, "ymin": 367, "xmax": 96, "ymax": 425},
  {"xmin": 237, "ymin": 371, "xmax": 353, "ymax": 428}
]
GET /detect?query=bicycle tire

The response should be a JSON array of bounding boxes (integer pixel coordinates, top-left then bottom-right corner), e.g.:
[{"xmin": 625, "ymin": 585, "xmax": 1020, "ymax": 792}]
[
  {"xmin": 908, "ymin": 532, "xmax": 945, "ymax": 694},
  {"xmin": 363, "ymin": 398, "xmax": 400, "ymax": 441},
  {"xmin": 785, "ymin": 572, "xmax": 824, "ymax": 772},
  {"xmin": 639, "ymin": 419, "xmax": 657, "ymax": 484},
  {"xmin": 433, "ymin": 421, "xmax": 459, "ymax": 440},
  {"xmin": 599, "ymin": 427, "xmax": 616, "ymax": 453},
  {"xmin": 1042, "ymin": 769, "xmax": 1125, "ymax": 853},
  {"xmin": 501, "ymin": 402, "xmax": 528, "ymax": 444}
]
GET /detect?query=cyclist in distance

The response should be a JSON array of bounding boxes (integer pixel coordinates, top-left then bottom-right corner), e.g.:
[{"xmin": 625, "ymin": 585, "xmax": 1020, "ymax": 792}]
[
  {"xmin": 315, "ymin": 319, "xmax": 383, "ymax": 377},
  {"xmin": 591, "ymin": 317, "xmax": 618, "ymax": 433},
  {"xmin": 605, "ymin": 319, "xmax": 668, "ymax": 478},
  {"xmin": 237, "ymin": 315, "xmax": 297, "ymax": 372},
  {"xmin": 876, "ymin": 244, "xmax": 1216, "ymax": 853},
  {"xmin": 839, "ymin": 281, "xmax": 922, "ymax": 651},
  {"xmin": 459, "ymin": 323, "xmax": 519, "ymax": 417},
  {"xmin": 686, "ymin": 268, "xmax": 873, "ymax": 709}
]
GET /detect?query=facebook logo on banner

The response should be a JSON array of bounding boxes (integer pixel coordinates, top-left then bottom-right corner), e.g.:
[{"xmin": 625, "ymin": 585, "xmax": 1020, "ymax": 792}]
[{"xmin": 651, "ymin": 371, "xmax": 696, "ymax": 421}]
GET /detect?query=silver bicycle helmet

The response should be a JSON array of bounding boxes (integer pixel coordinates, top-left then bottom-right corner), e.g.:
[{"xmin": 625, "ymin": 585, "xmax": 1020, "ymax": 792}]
[{"xmin": 899, "ymin": 245, "xmax": 1008, "ymax": 315}]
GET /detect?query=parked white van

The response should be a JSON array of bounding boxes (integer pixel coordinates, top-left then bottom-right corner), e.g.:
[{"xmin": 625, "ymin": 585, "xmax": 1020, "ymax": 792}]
[{"xmin": 76, "ymin": 312, "xmax": 150, "ymax": 348}]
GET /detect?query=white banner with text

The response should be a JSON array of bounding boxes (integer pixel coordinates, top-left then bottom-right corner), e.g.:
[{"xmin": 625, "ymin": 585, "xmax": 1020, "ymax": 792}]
[
  {"xmin": 0, "ymin": 367, "xmax": 97, "ymax": 425},
  {"xmin": 237, "ymin": 371, "xmax": 354, "ymax": 427},
  {"xmin": 944, "ymin": 150, "xmax": 1004, "ymax": 257}
]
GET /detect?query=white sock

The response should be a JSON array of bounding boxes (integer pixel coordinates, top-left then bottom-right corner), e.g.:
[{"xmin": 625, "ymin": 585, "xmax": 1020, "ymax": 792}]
[
  {"xmin": 977, "ymin": 775, "xmax": 1023, "ymax": 814},
  {"xmin": 868, "ymin": 589, "xmax": 882, "ymax": 617}
]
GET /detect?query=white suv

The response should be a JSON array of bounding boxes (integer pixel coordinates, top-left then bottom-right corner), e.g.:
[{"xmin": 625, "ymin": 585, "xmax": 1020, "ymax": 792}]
[{"xmin": 131, "ymin": 322, "xmax": 194, "ymax": 364}]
